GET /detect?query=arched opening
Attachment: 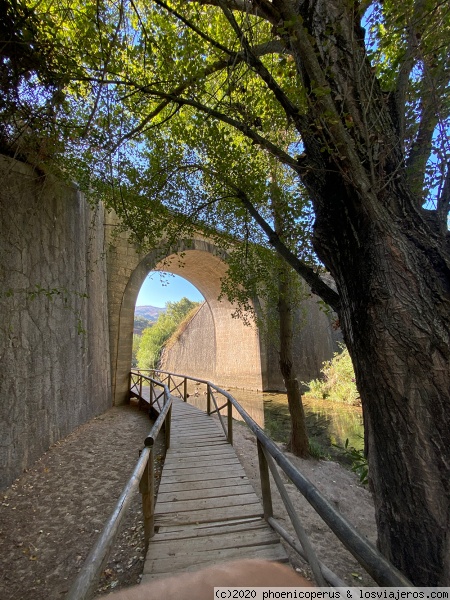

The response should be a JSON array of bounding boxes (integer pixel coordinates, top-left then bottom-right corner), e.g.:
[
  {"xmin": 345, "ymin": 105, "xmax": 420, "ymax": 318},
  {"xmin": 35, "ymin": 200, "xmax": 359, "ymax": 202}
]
[
  {"xmin": 111, "ymin": 239, "xmax": 264, "ymax": 405},
  {"xmin": 132, "ymin": 272, "xmax": 205, "ymax": 369}
]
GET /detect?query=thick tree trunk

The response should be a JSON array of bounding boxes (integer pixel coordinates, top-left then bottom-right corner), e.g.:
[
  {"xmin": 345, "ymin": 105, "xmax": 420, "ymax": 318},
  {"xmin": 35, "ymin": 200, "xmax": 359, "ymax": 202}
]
[
  {"xmin": 277, "ymin": 260, "xmax": 309, "ymax": 458},
  {"xmin": 269, "ymin": 0, "xmax": 450, "ymax": 584},
  {"xmin": 312, "ymin": 177, "xmax": 450, "ymax": 585}
]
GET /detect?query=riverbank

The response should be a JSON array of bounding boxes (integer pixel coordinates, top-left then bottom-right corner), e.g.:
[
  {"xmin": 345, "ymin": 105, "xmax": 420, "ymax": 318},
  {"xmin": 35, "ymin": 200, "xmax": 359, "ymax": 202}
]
[{"xmin": 231, "ymin": 419, "xmax": 377, "ymax": 586}]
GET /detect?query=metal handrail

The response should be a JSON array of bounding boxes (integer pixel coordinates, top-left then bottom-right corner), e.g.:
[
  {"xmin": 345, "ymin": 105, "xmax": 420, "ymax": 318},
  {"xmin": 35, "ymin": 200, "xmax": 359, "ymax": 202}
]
[
  {"xmin": 66, "ymin": 374, "xmax": 172, "ymax": 600},
  {"xmin": 151, "ymin": 369, "xmax": 413, "ymax": 588}
]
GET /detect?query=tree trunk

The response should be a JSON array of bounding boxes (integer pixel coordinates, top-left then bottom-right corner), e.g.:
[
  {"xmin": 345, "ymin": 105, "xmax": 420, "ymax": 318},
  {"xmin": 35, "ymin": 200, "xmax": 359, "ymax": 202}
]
[
  {"xmin": 277, "ymin": 257, "xmax": 310, "ymax": 458},
  {"xmin": 311, "ymin": 174, "xmax": 450, "ymax": 585},
  {"xmin": 270, "ymin": 0, "xmax": 450, "ymax": 584},
  {"xmin": 270, "ymin": 171, "xmax": 310, "ymax": 458}
]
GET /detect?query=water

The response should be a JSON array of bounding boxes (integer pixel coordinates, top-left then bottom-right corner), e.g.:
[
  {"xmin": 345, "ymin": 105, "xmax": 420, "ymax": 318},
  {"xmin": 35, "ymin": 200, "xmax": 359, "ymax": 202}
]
[
  {"xmin": 151, "ymin": 378, "xmax": 364, "ymax": 461},
  {"xmin": 229, "ymin": 389, "xmax": 364, "ymax": 458}
]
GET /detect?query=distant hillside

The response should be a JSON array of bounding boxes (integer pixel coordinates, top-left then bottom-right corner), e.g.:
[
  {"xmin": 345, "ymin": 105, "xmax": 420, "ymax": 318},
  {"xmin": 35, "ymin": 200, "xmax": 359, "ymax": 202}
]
[{"xmin": 135, "ymin": 305, "xmax": 166, "ymax": 321}]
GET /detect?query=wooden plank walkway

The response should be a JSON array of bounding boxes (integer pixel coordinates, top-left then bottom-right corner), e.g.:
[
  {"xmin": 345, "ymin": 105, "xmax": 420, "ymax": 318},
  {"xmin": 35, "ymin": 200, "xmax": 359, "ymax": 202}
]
[{"xmin": 142, "ymin": 398, "xmax": 288, "ymax": 582}]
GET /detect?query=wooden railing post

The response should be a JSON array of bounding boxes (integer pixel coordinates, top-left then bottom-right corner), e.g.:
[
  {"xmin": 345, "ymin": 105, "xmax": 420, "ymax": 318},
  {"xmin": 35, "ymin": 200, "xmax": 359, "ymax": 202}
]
[
  {"xmin": 183, "ymin": 377, "xmax": 188, "ymax": 402},
  {"xmin": 257, "ymin": 439, "xmax": 273, "ymax": 520},
  {"xmin": 227, "ymin": 398, "xmax": 233, "ymax": 445},
  {"xmin": 165, "ymin": 404, "xmax": 172, "ymax": 451},
  {"xmin": 207, "ymin": 384, "xmax": 211, "ymax": 415},
  {"xmin": 139, "ymin": 448, "xmax": 155, "ymax": 549},
  {"xmin": 139, "ymin": 374, "xmax": 142, "ymax": 399},
  {"xmin": 261, "ymin": 445, "xmax": 327, "ymax": 587}
]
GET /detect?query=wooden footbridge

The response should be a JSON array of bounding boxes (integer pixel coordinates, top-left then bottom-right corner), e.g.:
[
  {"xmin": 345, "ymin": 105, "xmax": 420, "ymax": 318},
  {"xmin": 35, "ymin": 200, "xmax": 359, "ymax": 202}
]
[
  {"xmin": 67, "ymin": 370, "xmax": 412, "ymax": 599},
  {"xmin": 142, "ymin": 398, "xmax": 287, "ymax": 582}
]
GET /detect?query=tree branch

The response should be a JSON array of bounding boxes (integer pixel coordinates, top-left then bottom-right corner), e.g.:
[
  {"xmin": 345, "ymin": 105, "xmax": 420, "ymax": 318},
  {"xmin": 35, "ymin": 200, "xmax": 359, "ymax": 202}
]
[
  {"xmin": 138, "ymin": 89, "xmax": 299, "ymax": 170},
  {"xmin": 236, "ymin": 189, "xmax": 341, "ymax": 311},
  {"xmin": 82, "ymin": 0, "xmax": 125, "ymax": 138},
  {"xmin": 186, "ymin": 0, "xmax": 280, "ymax": 24},
  {"xmin": 156, "ymin": 160, "xmax": 341, "ymax": 310},
  {"xmin": 406, "ymin": 56, "xmax": 448, "ymax": 206},
  {"xmin": 110, "ymin": 39, "xmax": 285, "ymax": 150},
  {"xmin": 152, "ymin": 0, "xmax": 235, "ymax": 57},
  {"xmin": 406, "ymin": 80, "xmax": 439, "ymax": 202},
  {"xmin": 394, "ymin": 0, "xmax": 427, "ymax": 145},
  {"xmin": 216, "ymin": 0, "xmax": 308, "ymax": 133}
]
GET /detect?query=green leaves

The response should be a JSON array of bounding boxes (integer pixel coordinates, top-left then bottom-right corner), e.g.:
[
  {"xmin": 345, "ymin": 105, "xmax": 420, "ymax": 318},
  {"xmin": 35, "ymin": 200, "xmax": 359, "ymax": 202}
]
[
  {"xmin": 137, "ymin": 297, "xmax": 201, "ymax": 369},
  {"xmin": 4, "ymin": 0, "xmax": 447, "ymax": 292}
]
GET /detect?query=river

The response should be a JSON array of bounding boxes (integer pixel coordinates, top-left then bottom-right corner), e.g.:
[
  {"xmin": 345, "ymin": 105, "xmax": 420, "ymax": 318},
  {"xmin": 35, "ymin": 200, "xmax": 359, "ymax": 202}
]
[
  {"xmin": 229, "ymin": 389, "xmax": 364, "ymax": 459},
  {"xmin": 181, "ymin": 382, "xmax": 364, "ymax": 460}
]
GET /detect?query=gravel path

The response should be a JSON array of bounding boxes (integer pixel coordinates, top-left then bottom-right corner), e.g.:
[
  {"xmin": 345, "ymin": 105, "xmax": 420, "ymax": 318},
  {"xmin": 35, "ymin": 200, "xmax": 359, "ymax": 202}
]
[{"xmin": 0, "ymin": 403, "xmax": 164, "ymax": 600}]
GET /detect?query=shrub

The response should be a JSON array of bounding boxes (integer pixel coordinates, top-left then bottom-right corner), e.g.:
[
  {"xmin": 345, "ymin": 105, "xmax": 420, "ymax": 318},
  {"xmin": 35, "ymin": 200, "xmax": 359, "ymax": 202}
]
[
  {"xmin": 303, "ymin": 343, "xmax": 360, "ymax": 404},
  {"xmin": 333, "ymin": 438, "xmax": 368, "ymax": 485},
  {"xmin": 308, "ymin": 439, "xmax": 329, "ymax": 460}
]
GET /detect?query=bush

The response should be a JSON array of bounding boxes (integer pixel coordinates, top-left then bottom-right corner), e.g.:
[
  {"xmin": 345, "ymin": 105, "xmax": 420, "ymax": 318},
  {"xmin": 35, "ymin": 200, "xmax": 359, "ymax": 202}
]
[
  {"xmin": 136, "ymin": 297, "xmax": 201, "ymax": 370},
  {"xmin": 308, "ymin": 439, "xmax": 329, "ymax": 460},
  {"xmin": 333, "ymin": 438, "xmax": 368, "ymax": 485},
  {"xmin": 303, "ymin": 343, "xmax": 360, "ymax": 404}
]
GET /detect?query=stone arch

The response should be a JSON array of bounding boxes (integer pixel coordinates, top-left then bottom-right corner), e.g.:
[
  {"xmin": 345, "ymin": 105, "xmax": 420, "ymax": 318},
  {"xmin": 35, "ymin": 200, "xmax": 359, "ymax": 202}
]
[{"xmin": 111, "ymin": 238, "xmax": 264, "ymax": 405}]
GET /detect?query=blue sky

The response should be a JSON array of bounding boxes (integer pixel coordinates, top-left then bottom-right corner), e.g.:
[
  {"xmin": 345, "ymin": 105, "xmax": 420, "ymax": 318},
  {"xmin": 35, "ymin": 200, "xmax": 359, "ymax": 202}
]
[{"xmin": 136, "ymin": 271, "xmax": 204, "ymax": 307}]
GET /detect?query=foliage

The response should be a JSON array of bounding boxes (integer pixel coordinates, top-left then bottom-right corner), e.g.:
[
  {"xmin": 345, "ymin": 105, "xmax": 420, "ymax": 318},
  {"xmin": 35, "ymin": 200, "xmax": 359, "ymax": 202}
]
[
  {"xmin": 308, "ymin": 439, "xmax": 330, "ymax": 461},
  {"xmin": 131, "ymin": 334, "xmax": 141, "ymax": 368},
  {"xmin": 3, "ymin": 0, "xmax": 450, "ymax": 582},
  {"xmin": 333, "ymin": 439, "xmax": 369, "ymax": 486},
  {"xmin": 136, "ymin": 297, "xmax": 201, "ymax": 370},
  {"xmin": 133, "ymin": 315, "xmax": 152, "ymax": 335},
  {"xmin": 164, "ymin": 303, "xmax": 203, "ymax": 351},
  {"xmin": 303, "ymin": 344, "xmax": 360, "ymax": 405}
]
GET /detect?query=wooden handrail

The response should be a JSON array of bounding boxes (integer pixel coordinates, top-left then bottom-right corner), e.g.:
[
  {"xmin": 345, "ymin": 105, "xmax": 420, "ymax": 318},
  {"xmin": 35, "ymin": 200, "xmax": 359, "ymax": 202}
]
[
  {"xmin": 66, "ymin": 374, "xmax": 172, "ymax": 600},
  {"xmin": 68, "ymin": 367, "xmax": 413, "ymax": 597},
  {"xmin": 151, "ymin": 369, "xmax": 413, "ymax": 588}
]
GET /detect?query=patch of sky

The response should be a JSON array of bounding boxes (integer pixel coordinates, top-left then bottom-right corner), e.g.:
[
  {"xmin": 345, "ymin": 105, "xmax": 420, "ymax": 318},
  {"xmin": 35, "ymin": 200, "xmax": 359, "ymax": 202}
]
[{"xmin": 136, "ymin": 271, "xmax": 204, "ymax": 307}]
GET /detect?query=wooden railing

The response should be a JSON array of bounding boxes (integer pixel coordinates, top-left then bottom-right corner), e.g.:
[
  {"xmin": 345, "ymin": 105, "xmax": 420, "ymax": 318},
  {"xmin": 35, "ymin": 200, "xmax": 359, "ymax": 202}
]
[
  {"xmin": 66, "ymin": 373, "xmax": 172, "ymax": 600},
  {"xmin": 67, "ymin": 369, "xmax": 413, "ymax": 599},
  {"xmin": 147, "ymin": 369, "xmax": 413, "ymax": 589}
]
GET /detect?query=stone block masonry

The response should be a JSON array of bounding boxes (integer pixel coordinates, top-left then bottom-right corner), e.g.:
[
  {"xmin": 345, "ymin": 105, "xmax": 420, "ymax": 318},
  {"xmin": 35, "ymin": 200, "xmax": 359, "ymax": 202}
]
[
  {"xmin": 0, "ymin": 156, "xmax": 111, "ymax": 490},
  {"xmin": 0, "ymin": 154, "xmax": 341, "ymax": 490}
]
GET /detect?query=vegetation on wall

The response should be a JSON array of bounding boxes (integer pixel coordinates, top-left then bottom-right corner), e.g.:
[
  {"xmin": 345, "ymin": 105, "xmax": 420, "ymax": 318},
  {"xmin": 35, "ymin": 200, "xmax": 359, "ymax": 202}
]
[{"xmin": 136, "ymin": 298, "xmax": 201, "ymax": 370}]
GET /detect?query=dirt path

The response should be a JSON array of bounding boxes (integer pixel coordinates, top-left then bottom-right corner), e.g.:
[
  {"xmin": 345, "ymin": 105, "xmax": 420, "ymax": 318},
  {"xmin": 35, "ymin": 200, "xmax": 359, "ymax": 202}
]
[{"xmin": 0, "ymin": 404, "xmax": 163, "ymax": 600}]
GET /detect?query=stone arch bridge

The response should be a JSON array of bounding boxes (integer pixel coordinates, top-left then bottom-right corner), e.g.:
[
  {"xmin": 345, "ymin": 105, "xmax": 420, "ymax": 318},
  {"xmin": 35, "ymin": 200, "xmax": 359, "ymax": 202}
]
[
  {"xmin": 1, "ymin": 156, "xmax": 338, "ymax": 489},
  {"xmin": 106, "ymin": 214, "xmax": 339, "ymax": 406}
]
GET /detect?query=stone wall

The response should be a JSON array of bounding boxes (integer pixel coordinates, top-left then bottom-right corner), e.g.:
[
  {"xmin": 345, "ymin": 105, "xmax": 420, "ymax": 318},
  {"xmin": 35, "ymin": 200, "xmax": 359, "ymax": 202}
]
[
  {"xmin": 106, "ymin": 232, "xmax": 265, "ymax": 403},
  {"xmin": 262, "ymin": 295, "xmax": 342, "ymax": 391},
  {"xmin": 162, "ymin": 290, "xmax": 341, "ymax": 392},
  {"xmin": 160, "ymin": 302, "xmax": 217, "ymax": 381},
  {"xmin": 0, "ymin": 156, "xmax": 111, "ymax": 490}
]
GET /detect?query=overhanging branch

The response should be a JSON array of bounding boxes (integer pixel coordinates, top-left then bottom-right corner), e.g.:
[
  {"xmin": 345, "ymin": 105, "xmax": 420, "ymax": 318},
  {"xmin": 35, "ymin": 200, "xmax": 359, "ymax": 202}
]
[
  {"xmin": 109, "ymin": 39, "xmax": 286, "ymax": 150},
  {"xmin": 236, "ymin": 189, "xmax": 341, "ymax": 311},
  {"xmin": 141, "ymin": 90, "xmax": 299, "ymax": 170},
  {"xmin": 152, "ymin": 160, "xmax": 341, "ymax": 311}
]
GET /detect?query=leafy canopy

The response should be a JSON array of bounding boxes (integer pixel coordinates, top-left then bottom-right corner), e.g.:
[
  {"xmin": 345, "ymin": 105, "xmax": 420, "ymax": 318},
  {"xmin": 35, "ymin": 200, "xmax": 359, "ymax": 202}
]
[{"xmin": 2, "ymin": 1, "xmax": 449, "ymax": 303}]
